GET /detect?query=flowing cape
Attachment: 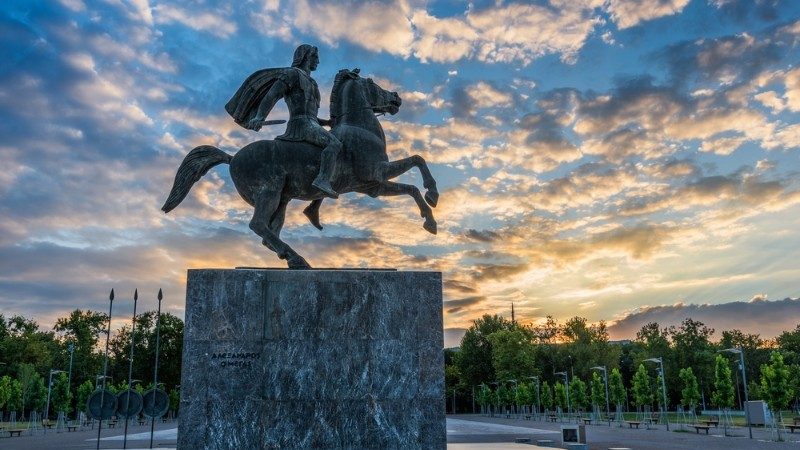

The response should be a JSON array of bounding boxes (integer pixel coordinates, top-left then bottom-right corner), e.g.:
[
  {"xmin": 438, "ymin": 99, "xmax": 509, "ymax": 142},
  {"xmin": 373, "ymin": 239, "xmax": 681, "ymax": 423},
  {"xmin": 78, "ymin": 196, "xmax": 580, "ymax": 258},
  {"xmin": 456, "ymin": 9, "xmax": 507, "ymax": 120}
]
[{"xmin": 225, "ymin": 67, "xmax": 289, "ymax": 128}]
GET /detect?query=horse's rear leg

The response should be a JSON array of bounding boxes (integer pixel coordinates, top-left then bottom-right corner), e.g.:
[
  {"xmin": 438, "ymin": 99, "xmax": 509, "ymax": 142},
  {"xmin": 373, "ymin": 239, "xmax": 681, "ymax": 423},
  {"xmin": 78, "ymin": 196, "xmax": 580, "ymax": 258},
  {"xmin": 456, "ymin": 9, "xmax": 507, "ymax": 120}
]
[
  {"xmin": 378, "ymin": 156, "xmax": 439, "ymax": 207},
  {"xmin": 250, "ymin": 189, "xmax": 310, "ymax": 269},
  {"xmin": 373, "ymin": 181, "xmax": 437, "ymax": 234}
]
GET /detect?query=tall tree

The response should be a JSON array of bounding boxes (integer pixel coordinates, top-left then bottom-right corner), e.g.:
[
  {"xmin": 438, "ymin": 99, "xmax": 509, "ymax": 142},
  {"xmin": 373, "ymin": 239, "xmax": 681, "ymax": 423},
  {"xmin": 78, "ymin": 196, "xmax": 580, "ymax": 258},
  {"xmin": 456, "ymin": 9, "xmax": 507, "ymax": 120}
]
[
  {"xmin": 540, "ymin": 381, "xmax": 553, "ymax": 411},
  {"xmin": 487, "ymin": 328, "xmax": 535, "ymax": 381},
  {"xmin": 761, "ymin": 351, "xmax": 793, "ymax": 439},
  {"xmin": 7, "ymin": 378, "xmax": 22, "ymax": 413},
  {"xmin": 678, "ymin": 367, "xmax": 700, "ymax": 414},
  {"xmin": 554, "ymin": 381, "xmax": 567, "ymax": 412},
  {"xmin": 632, "ymin": 364, "xmax": 652, "ymax": 411},
  {"xmin": 570, "ymin": 377, "xmax": 588, "ymax": 412},
  {"xmin": 51, "ymin": 372, "xmax": 72, "ymax": 415},
  {"xmin": 0, "ymin": 375, "xmax": 10, "ymax": 411},
  {"xmin": 54, "ymin": 309, "xmax": 107, "ymax": 393},
  {"xmin": 455, "ymin": 315, "xmax": 512, "ymax": 386},
  {"xmin": 590, "ymin": 371, "xmax": 605, "ymax": 411},
  {"xmin": 75, "ymin": 380, "xmax": 94, "ymax": 416},
  {"xmin": 712, "ymin": 355, "xmax": 734, "ymax": 410},
  {"xmin": 609, "ymin": 368, "xmax": 627, "ymax": 412}
]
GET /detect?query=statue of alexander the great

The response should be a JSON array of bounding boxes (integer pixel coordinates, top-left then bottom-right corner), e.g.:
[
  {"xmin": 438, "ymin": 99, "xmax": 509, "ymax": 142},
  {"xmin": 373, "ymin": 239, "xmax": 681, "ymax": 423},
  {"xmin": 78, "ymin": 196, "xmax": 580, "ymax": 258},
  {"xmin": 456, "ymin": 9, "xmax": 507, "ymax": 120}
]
[{"xmin": 225, "ymin": 44, "xmax": 340, "ymax": 199}]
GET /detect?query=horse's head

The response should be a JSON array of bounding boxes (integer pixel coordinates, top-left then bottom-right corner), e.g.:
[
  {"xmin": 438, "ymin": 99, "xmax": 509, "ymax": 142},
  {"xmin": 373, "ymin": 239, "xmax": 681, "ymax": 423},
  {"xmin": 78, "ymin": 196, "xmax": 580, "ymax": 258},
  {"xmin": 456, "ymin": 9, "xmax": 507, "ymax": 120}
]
[{"xmin": 331, "ymin": 68, "xmax": 402, "ymax": 121}]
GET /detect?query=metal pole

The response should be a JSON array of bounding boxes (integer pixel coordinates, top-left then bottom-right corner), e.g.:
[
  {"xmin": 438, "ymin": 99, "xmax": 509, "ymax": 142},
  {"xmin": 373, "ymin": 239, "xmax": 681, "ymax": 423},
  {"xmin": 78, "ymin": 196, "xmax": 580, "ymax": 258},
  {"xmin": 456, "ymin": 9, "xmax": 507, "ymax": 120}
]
[
  {"xmin": 739, "ymin": 350, "xmax": 752, "ymax": 439},
  {"xmin": 150, "ymin": 288, "xmax": 163, "ymax": 449},
  {"xmin": 603, "ymin": 369, "xmax": 610, "ymax": 419},
  {"xmin": 123, "ymin": 289, "xmax": 138, "ymax": 449},
  {"xmin": 45, "ymin": 370, "xmax": 54, "ymax": 423},
  {"xmin": 67, "ymin": 344, "xmax": 74, "ymax": 419},
  {"xmin": 659, "ymin": 360, "xmax": 669, "ymax": 431},
  {"xmin": 97, "ymin": 289, "xmax": 114, "ymax": 450}
]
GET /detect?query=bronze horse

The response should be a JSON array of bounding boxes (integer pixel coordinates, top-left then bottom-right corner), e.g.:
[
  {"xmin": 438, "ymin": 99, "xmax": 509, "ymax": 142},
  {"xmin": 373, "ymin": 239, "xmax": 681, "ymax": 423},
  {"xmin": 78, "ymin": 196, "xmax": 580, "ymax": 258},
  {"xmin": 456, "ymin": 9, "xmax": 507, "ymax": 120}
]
[{"xmin": 162, "ymin": 69, "xmax": 439, "ymax": 268}]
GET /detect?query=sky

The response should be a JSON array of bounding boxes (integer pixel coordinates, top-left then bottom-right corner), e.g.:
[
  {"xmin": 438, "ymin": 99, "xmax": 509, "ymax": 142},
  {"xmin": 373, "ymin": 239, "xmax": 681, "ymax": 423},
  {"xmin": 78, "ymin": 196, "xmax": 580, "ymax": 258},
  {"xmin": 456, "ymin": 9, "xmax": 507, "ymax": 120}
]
[{"xmin": 1, "ymin": 0, "xmax": 800, "ymax": 347}]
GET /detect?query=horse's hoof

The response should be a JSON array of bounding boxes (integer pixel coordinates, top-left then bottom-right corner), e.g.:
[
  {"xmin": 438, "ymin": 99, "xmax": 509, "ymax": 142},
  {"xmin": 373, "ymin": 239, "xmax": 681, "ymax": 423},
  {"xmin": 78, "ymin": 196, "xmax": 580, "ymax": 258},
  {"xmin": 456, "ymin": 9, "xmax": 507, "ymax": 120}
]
[
  {"xmin": 423, "ymin": 219, "xmax": 437, "ymax": 235},
  {"xmin": 287, "ymin": 254, "xmax": 311, "ymax": 269},
  {"xmin": 425, "ymin": 190, "xmax": 439, "ymax": 208}
]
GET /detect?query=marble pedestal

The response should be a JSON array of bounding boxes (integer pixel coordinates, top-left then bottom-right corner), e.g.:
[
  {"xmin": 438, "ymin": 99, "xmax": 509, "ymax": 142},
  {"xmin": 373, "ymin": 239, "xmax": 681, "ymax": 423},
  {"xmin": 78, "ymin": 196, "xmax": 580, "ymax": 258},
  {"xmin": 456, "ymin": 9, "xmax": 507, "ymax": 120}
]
[{"xmin": 177, "ymin": 269, "xmax": 445, "ymax": 450}]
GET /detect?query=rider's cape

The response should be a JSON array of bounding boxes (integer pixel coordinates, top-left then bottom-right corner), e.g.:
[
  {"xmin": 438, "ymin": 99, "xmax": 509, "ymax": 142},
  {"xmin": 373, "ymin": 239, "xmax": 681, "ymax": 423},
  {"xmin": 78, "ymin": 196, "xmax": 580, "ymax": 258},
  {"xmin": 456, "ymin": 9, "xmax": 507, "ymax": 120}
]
[{"xmin": 225, "ymin": 67, "xmax": 288, "ymax": 129}]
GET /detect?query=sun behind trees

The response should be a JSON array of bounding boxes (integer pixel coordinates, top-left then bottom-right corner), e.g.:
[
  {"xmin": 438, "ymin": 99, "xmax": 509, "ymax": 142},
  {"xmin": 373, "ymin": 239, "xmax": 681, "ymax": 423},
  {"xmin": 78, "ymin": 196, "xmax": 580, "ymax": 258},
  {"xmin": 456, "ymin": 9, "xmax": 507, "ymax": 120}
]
[
  {"xmin": 446, "ymin": 314, "xmax": 800, "ymax": 423},
  {"xmin": 0, "ymin": 310, "xmax": 183, "ymax": 420}
]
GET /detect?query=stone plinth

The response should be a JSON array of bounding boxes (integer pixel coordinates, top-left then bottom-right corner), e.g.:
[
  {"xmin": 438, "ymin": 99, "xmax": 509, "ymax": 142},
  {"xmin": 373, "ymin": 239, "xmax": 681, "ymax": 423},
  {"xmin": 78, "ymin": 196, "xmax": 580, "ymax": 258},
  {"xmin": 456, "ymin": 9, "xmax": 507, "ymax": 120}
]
[{"xmin": 177, "ymin": 269, "xmax": 445, "ymax": 450}]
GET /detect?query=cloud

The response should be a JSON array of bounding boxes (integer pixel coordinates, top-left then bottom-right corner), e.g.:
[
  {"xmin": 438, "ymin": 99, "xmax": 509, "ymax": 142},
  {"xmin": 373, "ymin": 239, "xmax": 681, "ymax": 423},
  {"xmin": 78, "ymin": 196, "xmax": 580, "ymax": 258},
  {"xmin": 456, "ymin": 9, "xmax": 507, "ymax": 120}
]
[
  {"xmin": 154, "ymin": 4, "xmax": 237, "ymax": 38},
  {"xmin": 608, "ymin": 297, "xmax": 800, "ymax": 340},
  {"xmin": 606, "ymin": 0, "xmax": 691, "ymax": 29}
]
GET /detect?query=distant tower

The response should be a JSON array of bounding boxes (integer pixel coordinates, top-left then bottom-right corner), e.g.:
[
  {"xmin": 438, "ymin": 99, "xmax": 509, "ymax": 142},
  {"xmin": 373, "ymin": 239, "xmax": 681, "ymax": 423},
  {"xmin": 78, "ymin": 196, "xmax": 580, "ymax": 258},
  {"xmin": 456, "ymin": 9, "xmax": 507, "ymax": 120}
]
[{"xmin": 511, "ymin": 302, "xmax": 515, "ymax": 324}]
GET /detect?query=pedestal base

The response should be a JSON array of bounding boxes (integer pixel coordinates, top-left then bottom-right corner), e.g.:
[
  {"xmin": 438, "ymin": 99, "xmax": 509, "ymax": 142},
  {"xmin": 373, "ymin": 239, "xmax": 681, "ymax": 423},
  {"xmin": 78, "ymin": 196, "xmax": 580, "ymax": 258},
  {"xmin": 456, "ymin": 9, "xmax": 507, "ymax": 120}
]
[{"xmin": 177, "ymin": 269, "xmax": 445, "ymax": 449}]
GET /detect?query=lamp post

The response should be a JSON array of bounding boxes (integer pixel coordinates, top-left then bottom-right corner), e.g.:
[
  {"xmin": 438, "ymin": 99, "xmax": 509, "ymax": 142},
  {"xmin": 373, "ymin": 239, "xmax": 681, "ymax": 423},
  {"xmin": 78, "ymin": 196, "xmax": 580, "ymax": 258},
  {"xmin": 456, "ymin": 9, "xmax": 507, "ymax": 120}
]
[
  {"xmin": 67, "ymin": 343, "xmax": 75, "ymax": 418},
  {"xmin": 644, "ymin": 357, "xmax": 669, "ymax": 431},
  {"xmin": 591, "ymin": 365, "xmax": 611, "ymax": 420},
  {"xmin": 527, "ymin": 376, "xmax": 541, "ymax": 417},
  {"xmin": 720, "ymin": 347, "xmax": 752, "ymax": 439},
  {"xmin": 44, "ymin": 369, "xmax": 65, "ymax": 423},
  {"xmin": 555, "ymin": 371, "xmax": 570, "ymax": 416}
]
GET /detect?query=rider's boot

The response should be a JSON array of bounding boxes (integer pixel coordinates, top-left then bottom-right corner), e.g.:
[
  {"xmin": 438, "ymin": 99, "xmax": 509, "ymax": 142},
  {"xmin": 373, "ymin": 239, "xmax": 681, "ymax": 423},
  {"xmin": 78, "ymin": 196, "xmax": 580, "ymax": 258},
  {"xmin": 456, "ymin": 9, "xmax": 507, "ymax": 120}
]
[{"xmin": 313, "ymin": 142, "xmax": 340, "ymax": 199}]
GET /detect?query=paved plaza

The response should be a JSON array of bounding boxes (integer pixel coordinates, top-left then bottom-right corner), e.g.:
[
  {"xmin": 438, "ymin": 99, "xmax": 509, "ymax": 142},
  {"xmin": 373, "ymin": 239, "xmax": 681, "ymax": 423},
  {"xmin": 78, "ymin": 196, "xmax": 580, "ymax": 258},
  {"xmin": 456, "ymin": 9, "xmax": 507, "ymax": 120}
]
[{"xmin": 2, "ymin": 415, "xmax": 799, "ymax": 449}]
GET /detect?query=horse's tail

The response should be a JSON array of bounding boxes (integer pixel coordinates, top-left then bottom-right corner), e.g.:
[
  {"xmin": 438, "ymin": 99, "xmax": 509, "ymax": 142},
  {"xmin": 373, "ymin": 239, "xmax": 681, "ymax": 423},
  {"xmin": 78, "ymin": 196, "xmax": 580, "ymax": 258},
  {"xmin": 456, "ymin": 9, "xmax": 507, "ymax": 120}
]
[{"xmin": 161, "ymin": 145, "xmax": 233, "ymax": 213}]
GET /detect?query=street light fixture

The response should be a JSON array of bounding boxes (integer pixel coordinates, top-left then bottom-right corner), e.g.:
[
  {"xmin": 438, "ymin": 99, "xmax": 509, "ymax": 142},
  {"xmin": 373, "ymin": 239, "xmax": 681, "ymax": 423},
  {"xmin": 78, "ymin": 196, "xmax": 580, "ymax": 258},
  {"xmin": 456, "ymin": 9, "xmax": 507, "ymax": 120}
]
[
  {"xmin": 644, "ymin": 357, "xmax": 669, "ymax": 431},
  {"xmin": 555, "ymin": 371, "xmax": 571, "ymax": 415},
  {"xmin": 591, "ymin": 365, "xmax": 611, "ymax": 420},
  {"xmin": 44, "ymin": 369, "xmax": 66, "ymax": 423},
  {"xmin": 720, "ymin": 347, "xmax": 752, "ymax": 439}
]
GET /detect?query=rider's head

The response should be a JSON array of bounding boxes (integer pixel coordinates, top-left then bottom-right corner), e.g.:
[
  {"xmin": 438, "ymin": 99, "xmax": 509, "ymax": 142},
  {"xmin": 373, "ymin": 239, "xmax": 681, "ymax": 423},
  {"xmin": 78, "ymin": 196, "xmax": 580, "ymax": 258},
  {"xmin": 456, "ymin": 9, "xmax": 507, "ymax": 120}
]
[{"xmin": 292, "ymin": 44, "xmax": 319, "ymax": 69}]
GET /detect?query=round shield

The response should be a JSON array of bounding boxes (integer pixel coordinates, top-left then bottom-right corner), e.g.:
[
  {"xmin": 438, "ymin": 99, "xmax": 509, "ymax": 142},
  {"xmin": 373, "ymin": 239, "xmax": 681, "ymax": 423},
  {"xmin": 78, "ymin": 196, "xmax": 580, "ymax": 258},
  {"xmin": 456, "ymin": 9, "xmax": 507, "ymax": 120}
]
[
  {"xmin": 141, "ymin": 388, "xmax": 169, "ymax": 418},
  {"xmin": 87, "ymin": 389, "xmax": 117, "ymax": 420},
  {"xmin": 115, "ymin": 389, "xmax": 143, "ymax": 418}
]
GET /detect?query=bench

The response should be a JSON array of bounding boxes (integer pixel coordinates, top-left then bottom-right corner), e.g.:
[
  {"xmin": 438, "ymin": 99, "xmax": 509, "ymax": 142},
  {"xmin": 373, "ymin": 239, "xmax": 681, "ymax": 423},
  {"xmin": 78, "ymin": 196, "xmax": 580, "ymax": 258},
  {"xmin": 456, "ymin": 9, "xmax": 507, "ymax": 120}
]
[
  {"xmin": 514, "ymin": 437, "xmax": 531, "ymax": 443},
  {"xmin": 548, "ymin": 414, "xmax": 558, "ymax": 422},
  {"xmin": 702, "ymin": 419, "xmax": 719, "ymax": 427},
  {"xmin": 107, "ymin": 420, "xmax": 118, "ymax": 428},
  {"xmin": 582, "ymin": 417, "xmax": 592, "ymax": 425},
  {"xmin": 625, "ymin": 420, "xmax": 641, "ymax": 428},
  {"xmin": 524, "ymin": 414, "xmax": 531, "ymax": 420},
  {"xmin": 7, "ymin": 429, "xmax": 25, "ymax": 437},
  {"xmin": 536, "ymin": 439, "xmax": 556, "ymax": 448},
  {"xmin": 67, "ymin": 424, "xmax": 79, "ymax": 432},
  {"xmin": 787, "ymin": 424, "xmax": 800, "ymax": 433},
  {"xmin": 693, "ymin": 424, "xmax": 711, "ymax": 434}
]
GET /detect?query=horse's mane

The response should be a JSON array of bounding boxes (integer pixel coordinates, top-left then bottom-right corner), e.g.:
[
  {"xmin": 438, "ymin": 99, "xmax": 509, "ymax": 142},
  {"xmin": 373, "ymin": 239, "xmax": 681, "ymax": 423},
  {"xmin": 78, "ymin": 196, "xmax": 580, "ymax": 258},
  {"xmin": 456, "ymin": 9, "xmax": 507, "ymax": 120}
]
[{"xmin": 329, "ymin": 68, "xmax": 358, "ymax": 125}]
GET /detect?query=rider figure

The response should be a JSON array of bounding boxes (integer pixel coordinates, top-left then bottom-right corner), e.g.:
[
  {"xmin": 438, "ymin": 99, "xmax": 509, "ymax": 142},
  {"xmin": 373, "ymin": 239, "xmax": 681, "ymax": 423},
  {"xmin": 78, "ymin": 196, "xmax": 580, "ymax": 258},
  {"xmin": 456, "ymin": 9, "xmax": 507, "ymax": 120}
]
[{"xmin": 225, "ymin": 44, "xmax": 341, "ymax": 198}]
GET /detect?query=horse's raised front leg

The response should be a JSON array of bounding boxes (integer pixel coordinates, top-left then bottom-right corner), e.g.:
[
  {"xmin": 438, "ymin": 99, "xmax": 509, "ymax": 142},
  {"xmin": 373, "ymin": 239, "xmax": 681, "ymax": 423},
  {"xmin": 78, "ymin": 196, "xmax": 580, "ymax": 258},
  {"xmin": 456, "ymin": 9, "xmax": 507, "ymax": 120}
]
[
  {"xmin": 378, "ymin": 155, "xmax": 439, "ymax": 207},
  {"xmin": 373, "ymin": 181, "xmax": 437, "ymax": 235},
  {"xmin": 250, "ymin": 189, "xmax": 310, "ymax": 269}
]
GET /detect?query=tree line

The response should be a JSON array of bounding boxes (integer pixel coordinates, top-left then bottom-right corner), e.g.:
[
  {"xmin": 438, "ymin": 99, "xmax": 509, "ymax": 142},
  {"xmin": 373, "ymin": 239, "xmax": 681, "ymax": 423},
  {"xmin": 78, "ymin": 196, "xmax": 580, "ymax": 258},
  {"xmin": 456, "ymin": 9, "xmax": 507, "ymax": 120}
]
[
  {"xmin": 0, "ymin": 310, "xmax": 183, "ymax": 419},
  {"xmin": 446, "ymin": 315, "xmax": 800, "ymax": 418}
]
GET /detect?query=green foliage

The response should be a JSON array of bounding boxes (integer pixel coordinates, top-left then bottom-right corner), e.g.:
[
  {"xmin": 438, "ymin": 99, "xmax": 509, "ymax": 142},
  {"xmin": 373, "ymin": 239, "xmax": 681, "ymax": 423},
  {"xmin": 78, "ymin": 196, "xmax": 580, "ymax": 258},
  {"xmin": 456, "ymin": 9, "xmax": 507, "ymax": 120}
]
[
  {"xmin": 486, "ymin": 328, "xmax": 535, "ymax": 382},
  {"xmin": 760, "ymin": 351, "xmax": 793, "ymax": 412},
  {"xmin": 631, "ymin": 364, "xmax": 652, "ymax": 408},
  {"xmin": 540, "ymin": 381, "xmax": 553, "ymax": 410},
  {"xmin": 590, "ymin": 372, "xmax": 605, "ymax": 408},
  {"xmin": 169, "ymin": 388, "xmax": 179, "ymax": 412},
  {"xmin": 570, "ymin": 377, "xmax": 588, "ymax": 410},
  {"xmin": 496, "ymin": 384, "xmax": 512, "ymax": 406},
  {"xmin": 0, "ymin": 375, "xmax": 11, "ymax": 410},
  {"xmin": 678, "ymin": 367, "xmax": 700, "ymax": 410},
  {"xmin": 712, "ymin": 355, "xmax": 735, "ymax": 409},
  {"xmin": 7, "ymin": 378, "xmax": 22, "ymax": 412},
  {"xmin": 454, "ymin": 315, "xmax": 513, "ymax": 386},
  {"xmin": 516, "ymin": 382, "xmax": 533, "ymax": 406},
  {"xmin": 609, "ymin": 368, "xmax": 626, "ymax": 408},
  {"xmin": 554, "ymin": 381, "xmax": 567, "ymax": 411},
  {"xmin": 51, "ymin": 372, "xmax": 72, "ymax": 414},
  {"xmin": 476, "ymin": 384, "xmax": 490, "ymax": 407},
  {"xmin": 76, "ymin": 380, "xmax": 94, "ymax": 414}
]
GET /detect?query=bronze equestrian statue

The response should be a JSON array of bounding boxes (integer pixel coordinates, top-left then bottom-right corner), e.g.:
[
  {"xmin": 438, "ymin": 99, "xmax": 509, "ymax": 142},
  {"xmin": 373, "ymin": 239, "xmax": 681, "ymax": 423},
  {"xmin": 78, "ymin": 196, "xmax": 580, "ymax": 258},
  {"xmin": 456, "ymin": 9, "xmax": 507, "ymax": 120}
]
[{"xmin": 162, "ymin": 46, "xmax": 439, "ymax": 269}]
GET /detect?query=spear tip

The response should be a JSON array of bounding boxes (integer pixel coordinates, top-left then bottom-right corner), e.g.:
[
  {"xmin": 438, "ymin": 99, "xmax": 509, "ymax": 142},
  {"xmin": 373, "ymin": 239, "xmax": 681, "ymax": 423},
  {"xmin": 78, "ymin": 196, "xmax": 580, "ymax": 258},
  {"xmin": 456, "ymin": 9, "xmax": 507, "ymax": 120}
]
[
  {"xmin": 134, "ymin": 288, "xmax": 138, "ymax": 300},
  {"xmin": 158, "ymin": 288, "xmax": 163, "ymax": 301},
  {"xmin": 110, "ymin": 288, "xmax": 115, "ymax": 301}
]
